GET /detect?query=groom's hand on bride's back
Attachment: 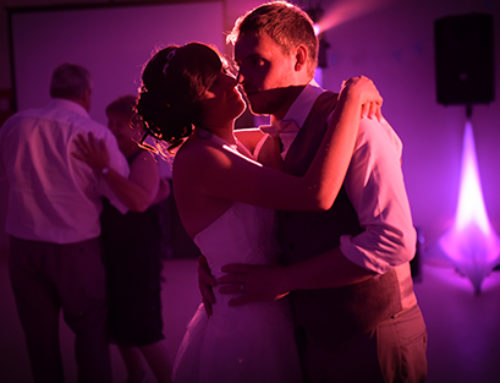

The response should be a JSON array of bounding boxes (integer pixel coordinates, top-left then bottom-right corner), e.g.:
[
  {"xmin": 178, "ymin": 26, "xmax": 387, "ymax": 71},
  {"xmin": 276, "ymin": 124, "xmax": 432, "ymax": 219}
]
[
  {"xmin": 218, "ymin": 264, "xmax": 289, "ymax": 306},
  {"xmin": 198, "ymin": 255, "xmax": 216, "ymax": 316}
]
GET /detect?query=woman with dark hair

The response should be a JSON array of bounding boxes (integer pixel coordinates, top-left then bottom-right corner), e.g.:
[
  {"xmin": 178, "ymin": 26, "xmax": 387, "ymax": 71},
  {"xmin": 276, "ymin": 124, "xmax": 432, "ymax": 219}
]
[{"xmin": 137, "ymin": 42, "xmax": 382, "ymax": 382}]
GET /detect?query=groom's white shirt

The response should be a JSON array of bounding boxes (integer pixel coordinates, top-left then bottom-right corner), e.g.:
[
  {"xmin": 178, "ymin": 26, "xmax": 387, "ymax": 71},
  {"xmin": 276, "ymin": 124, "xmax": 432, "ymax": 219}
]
[{"xmin": 276, "ymin": 83, "xmax": 418, "ymax": 309}]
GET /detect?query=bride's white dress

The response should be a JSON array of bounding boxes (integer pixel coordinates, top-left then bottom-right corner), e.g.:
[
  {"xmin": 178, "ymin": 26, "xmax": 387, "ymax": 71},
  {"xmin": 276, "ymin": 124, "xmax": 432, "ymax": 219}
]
[{"xmin": 172, "ymin": 202, "xmax": 302, "ymax": 383}]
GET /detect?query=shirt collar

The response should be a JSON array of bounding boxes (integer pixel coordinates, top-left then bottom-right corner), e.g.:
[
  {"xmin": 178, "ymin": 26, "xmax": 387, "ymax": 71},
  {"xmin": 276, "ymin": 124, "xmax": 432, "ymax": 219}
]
[
  {"xmin": 279, "ymin": 82, "xmax": 324, "ymax": 129},
  {"xmin": 47, "ymin": 98, "xmax": 89, "ymax": 118}
]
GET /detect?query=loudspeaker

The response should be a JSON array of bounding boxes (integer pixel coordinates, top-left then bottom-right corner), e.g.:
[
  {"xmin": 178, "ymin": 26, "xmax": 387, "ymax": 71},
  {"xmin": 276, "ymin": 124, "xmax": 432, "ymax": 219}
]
[{"xmin": 434, "ymin": 13, "xmax": 494, "ymax": 105}]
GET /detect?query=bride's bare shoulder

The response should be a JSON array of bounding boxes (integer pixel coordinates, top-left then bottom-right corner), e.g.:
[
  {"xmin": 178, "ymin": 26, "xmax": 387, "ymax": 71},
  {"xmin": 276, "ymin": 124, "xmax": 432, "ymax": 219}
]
[{"xmin": 174, "ymin": 136, "xmax": 228, "ymax": 170}]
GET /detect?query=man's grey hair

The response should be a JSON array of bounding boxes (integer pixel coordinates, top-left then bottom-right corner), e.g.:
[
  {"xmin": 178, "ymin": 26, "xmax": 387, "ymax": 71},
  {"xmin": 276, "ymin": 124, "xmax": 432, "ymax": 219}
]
[{"xmin": 49, "ymin": 63, "xmax": 92, "ymax": 100}]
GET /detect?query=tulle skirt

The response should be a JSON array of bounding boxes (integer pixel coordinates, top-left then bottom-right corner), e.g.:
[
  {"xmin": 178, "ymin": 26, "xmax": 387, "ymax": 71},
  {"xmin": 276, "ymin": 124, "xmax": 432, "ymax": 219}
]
[{"xmin": 172, "ymin": 299, "xmax": 302, "ymax": 383}]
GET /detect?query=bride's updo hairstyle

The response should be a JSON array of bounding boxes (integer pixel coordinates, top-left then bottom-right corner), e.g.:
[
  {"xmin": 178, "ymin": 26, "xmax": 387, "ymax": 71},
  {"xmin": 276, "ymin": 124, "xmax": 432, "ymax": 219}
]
[{"xmin": 136, "ymin": 42, "xmax": 223, "ymax": 149}]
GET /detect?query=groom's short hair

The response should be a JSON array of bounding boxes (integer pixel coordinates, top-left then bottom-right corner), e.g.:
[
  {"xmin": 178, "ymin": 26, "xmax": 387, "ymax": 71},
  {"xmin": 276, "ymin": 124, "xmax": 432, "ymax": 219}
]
[{"xmin": 227, "ymin": 1, "xmax": 318, "ymax": 75}]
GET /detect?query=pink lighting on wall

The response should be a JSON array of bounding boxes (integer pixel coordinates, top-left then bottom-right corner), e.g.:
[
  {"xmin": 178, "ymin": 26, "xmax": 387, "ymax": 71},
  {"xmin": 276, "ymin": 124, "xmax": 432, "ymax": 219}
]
[
  {"xmin": 438, "ymin": 121, "xmax": 500, "ymax": 293},
  {"xmin": 314, "ymin": 0, "xmax": 394, "ymax": 35}
]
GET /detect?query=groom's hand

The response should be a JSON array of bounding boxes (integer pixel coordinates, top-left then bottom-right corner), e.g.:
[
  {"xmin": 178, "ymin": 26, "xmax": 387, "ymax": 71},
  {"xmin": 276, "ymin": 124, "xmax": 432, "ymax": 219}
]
[{"xmin": 217, "ymin": 264, "xmax": 289, "ymax": 306}]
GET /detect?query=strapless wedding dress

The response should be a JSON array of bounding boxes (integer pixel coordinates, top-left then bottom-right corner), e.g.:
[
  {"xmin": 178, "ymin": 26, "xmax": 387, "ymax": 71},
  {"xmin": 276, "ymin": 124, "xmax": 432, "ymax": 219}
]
[{"xmin": 172, "ymin": 202, "xmax": 302, "ymax": 383}]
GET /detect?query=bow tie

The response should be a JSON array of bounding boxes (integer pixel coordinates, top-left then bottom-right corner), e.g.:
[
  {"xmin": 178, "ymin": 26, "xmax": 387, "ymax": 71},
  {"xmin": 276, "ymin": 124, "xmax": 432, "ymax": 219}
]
[{"xmin": 260, "ymin": 120, "xmax": 299, "ymax": 157}]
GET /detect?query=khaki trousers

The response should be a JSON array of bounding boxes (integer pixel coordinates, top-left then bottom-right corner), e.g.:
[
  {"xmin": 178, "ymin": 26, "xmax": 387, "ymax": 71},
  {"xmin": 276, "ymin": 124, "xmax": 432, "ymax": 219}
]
[{"xmin": 300, "ymin": 305, "xmax": 428, "ymax": 383}]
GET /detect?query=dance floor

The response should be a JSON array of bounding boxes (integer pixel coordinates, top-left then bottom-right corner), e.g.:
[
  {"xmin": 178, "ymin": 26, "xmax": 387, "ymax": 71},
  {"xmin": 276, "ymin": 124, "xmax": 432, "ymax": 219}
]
[{"xmin": 1, "ymin": 252, "xmax": 500, "ymax": 383}]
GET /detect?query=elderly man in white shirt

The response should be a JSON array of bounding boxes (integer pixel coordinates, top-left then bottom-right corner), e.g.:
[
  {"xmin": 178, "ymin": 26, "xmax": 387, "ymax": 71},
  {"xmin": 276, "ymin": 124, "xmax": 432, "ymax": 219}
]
[{"xmin": 0, "ymin": 63, "xmax": 128, "ymax": 383}]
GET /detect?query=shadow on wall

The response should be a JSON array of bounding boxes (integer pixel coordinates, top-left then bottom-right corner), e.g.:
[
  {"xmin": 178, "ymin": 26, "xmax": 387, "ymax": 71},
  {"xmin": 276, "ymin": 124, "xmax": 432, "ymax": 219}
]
[
  {"xmin": 0, "ymin": 89, "xmax": 14, "ymax": 254},
  {"xmin": 0, "ymin": 185, "xmax": 7, "ymax": 254}
]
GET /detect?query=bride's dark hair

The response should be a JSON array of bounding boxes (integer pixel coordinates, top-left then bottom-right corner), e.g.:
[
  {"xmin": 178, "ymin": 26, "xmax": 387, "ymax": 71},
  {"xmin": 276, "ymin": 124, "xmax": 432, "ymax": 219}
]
[{"xmin": 136, "ymin": 42, "xmax": 222, "ymax": 149}]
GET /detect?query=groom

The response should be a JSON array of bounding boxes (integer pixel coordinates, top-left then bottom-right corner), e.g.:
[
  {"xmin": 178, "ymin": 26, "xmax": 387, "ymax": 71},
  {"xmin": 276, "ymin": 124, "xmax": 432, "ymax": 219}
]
[{"xmin": 202, "ymin": 2, "xmax": 428, "ymax": 382}]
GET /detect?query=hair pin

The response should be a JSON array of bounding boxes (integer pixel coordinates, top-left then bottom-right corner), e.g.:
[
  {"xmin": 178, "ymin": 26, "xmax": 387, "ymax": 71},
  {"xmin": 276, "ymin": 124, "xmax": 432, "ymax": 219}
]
[{"xmin": 162, "ymin": 48, "xmax": 178, "ymax": 75}]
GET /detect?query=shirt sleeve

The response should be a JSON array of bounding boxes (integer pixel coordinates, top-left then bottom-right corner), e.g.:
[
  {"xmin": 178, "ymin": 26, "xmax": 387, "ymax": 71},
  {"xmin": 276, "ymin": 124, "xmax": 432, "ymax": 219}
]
[
  {"xmin": 98, "ymin": 129, "xmax": 130, "ymax": 214},
  {"xmin": 339, "ymin": 117, "xmax": 417, "ymax": 274}
]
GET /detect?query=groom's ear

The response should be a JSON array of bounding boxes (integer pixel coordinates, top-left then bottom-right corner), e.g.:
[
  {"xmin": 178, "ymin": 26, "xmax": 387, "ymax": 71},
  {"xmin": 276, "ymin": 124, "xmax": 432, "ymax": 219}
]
[{"xmin": 293, "ymin": 44, "xmax": 308, "ymax": 72}]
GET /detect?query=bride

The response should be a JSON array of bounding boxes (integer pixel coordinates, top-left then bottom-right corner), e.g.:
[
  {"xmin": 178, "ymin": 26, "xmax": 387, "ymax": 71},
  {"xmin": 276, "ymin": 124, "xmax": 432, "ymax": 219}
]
[{"xmin": 136, "ymin": 42, "xmax": 382, "ymax": 383}]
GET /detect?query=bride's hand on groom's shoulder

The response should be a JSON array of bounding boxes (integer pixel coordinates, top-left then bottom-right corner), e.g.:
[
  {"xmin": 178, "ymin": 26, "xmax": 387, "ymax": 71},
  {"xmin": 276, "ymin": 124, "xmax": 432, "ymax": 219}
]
[{"xmin": 218, "ymin": 264, "xmax": 289, "ymax": 306}]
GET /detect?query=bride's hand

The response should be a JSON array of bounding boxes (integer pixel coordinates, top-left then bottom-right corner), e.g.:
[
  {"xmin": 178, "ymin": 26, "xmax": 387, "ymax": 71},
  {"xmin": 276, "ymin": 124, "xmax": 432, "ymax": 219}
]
[{"xmin": 340, "ymin": 75, "xmax": 383, "ymax": 121}]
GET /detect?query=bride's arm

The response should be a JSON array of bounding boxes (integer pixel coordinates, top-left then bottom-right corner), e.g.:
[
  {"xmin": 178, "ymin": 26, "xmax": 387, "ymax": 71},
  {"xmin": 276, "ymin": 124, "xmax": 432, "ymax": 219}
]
[{"xmin": 183, "ymin": 76, "xmax": 381, "ymax": 211}]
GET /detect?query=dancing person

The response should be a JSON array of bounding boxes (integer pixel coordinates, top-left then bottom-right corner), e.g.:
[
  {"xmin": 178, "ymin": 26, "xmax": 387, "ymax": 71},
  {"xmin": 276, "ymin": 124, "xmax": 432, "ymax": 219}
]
[
  {"xmin": 135, "ymin": 41, "xmax": 382, "ymax": 383},
  {"xmin": 205, "ymin": 2, "xmax": 428, "ymax": 382},
  {"xmin": 0, "ymin": 63, "xmax": 129, "ymax": 383},
  {"xmin": 73, "ymin": 95, "xmax": 172, "ymax": 383}
]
